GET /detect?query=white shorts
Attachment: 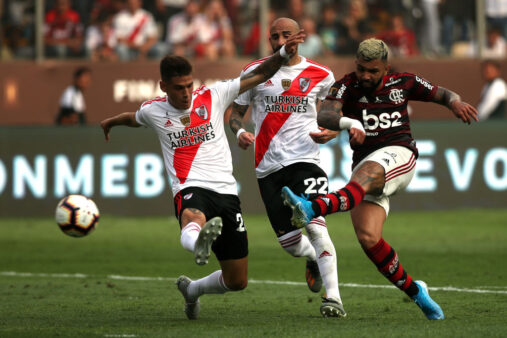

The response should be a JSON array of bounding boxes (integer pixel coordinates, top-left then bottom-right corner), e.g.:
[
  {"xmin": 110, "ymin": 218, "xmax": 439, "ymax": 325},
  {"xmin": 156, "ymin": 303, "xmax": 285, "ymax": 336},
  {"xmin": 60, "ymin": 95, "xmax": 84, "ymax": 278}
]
[{"xmin": 352, "ymin": 146, "xmax": 416, "ymax": 215}]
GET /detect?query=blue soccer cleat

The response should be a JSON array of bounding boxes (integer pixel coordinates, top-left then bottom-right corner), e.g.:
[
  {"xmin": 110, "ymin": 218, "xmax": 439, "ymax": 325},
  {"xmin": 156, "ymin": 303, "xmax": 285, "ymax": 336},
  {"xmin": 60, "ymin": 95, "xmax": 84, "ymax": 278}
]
[
  {"xmin": 412, "ymin": 280, "xmax": 445, "ymax": 320},
  {"xmin": 281, "ymin": 186, "xmax": 315, "ymax": 228}
]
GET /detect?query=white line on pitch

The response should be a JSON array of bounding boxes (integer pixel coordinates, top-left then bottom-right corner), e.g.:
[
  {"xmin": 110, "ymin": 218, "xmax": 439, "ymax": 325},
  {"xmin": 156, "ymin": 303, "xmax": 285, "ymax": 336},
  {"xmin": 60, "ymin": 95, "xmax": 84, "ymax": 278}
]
[{"xmin": 2, "ymin": 271, "xmax": 507, "ymax": 295}]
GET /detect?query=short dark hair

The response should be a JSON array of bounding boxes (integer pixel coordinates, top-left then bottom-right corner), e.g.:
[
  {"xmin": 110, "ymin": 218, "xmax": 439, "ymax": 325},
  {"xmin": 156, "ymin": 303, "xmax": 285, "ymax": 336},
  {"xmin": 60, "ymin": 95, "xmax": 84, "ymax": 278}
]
[
  {"xmin": 74, "ymin": 66, "xmax": 91, "ymax": 79},
  {"xmin": 160, "ymin": 55, "xmax": 193, "ymax": 82},
  {"xmin": 482, "ymin": 59, "xmax": 501, "ymax": 70}
]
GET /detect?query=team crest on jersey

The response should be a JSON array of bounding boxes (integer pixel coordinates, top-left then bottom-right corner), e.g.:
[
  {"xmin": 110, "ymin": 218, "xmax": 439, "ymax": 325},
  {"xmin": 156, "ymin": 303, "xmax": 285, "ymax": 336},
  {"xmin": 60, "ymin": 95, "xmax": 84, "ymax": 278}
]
[
  {"xmin": 180, "ymin": 115, "xmax": 191, "ymax": 127},
  {"xmin": 194, "ymin": 104, "xmax": 209, "ymax": 120},
  {"xmin": 299, "ymin": 78, "xmax": 311, "ymax": 92},
  {"xmin": 389, "ymin": 89, "xmax": 404, "ymax": 104},
  {"xmin": 183, "ymin": 193, "xmax": 193, "ymax": 200},
  {"xmin": 281, "ymin": 79, "xmax": 292, "ymax": 90}
]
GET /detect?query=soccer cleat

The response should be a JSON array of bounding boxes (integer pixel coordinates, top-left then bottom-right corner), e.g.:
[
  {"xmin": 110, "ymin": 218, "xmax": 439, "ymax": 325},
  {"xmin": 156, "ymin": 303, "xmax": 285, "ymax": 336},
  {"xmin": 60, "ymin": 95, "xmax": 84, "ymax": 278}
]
[
  {"xmin": 176, "ymin": 275, "xmax": 200, "ymax": 320},
  {"xmin": 305, "ymin": 260, "xmax": 323, "ymax": 293},
  {"xmin": 194, "ymin": 216, "xmax": 223, "ymax": 265},
  {"xmin": 320, "ymin": 297, "xmax": 347, "ymax": 318},
  {"xmin": 281, "ymin": 186, "xmax": 314, "ymax": 228},
  {"xmin": 412, "ymin": 280, "xmax": 445, "ymax": 320}
]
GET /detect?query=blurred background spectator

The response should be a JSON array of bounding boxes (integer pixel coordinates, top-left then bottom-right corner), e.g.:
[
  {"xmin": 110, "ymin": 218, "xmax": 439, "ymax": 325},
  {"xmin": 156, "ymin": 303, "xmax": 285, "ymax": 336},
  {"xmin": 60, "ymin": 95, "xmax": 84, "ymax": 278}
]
[
  {"xmin": 317, "ymin": 3, "xmax": 341, "ymax": 56},
  {"xmin": 477, "ymin": 60, "xmax": 507, "ymax": 120},
  {"xmin": 298, "ymin": 16, "xmax": 323, "ymax": 58},
  {"xmin": 336, "ymin": 0, "xmax": 372, "ymax": 55},
  {"xmin": 85, "ymin": 12, "xmax": 118, "ymax": 61},
  {"xmin": 1, "ymin": 0, "xmax": 35, "ymax": 59},
  {"xmin": 113, "ymin": 0, "xmax": 166, "ymax": 61},
  {"xmin": 483, "ymin": 27, "xmax": 507, "ymax": 59},
  {"xmin": 419, "ymin": 0, "xmax": 442, "ymax": 56},
  {"xmin": 199, "ymin": 0, "xmax": 236, "ymax": 60},
  {"xmin": 1, "ymin": 0, "xmax": 506, "ymax": 62},
  {"xmin": 55, "ymin": 67, "xmax": 92, "ymax": 125},
  {"xmin": 486, "ymin": 0, "xmax": 507, "ymax": 40},
  {"xmin": 44, "ymin": 0, "xmax": 84, "ymax": 58},
  {"xmin": 165, "ymin": 0, "xmax": 204, "ymax": 57},
  {"xmin": 376, "ymin": 14, "xmax": 418, "ymax": 58},
  {"xmin": 441, "ymin": 0, "xmax": 475, "ymax": 56},
  {"xmin": 241, "ymin": 7, "xmax": 275, "ymax": 57}
]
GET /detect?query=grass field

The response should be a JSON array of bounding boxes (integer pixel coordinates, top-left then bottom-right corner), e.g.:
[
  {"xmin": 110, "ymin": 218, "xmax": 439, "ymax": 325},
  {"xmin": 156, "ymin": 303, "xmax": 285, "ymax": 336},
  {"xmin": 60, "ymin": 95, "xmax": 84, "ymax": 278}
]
[{"xmin": 1, "ymin": 209, "xmax": 507, "ymax": 337}]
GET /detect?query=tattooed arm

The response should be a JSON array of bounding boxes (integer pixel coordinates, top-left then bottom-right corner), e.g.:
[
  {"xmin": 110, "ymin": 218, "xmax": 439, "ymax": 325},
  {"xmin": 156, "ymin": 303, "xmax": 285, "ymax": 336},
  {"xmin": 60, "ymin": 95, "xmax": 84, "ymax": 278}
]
[
  {"xmin": 230, "ymin": 102, "xmax": 255, "ymax": 149},
  {"xmin": 317, "ymin": 99, "xmax": 365, "ymax": 146},
  {"xmin": 238, "ymin": 30, "xmax": 305, "ymax": 94},
  {"xmin": 432, "ymin": 87, "xmax": 478, "ymax": 124}
]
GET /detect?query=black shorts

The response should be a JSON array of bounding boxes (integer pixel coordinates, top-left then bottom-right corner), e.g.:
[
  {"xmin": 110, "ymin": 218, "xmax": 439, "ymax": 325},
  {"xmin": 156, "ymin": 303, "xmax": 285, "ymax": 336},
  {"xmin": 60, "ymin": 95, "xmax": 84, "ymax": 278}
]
[
  {"xmin": 174, "ymin": 187, "xmax": 248, "ymax": 261},
  {"xmin": 257, "ymin": 162, "xmax": 329, "ymax": 237}
]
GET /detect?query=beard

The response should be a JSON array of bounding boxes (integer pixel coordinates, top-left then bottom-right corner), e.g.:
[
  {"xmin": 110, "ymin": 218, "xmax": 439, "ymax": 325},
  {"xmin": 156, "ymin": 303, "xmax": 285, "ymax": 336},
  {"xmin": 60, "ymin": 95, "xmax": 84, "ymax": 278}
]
[{"xmin": 359, "ymin": 76, "xmax": 383, "ymax": 93}]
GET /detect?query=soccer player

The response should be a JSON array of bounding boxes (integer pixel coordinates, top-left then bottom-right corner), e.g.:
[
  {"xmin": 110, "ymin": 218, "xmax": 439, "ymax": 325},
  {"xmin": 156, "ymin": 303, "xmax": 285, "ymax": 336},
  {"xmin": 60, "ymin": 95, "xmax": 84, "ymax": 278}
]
[
  {"xmin": 282, "ymin": 38, "xmax": 478, "ymax": 320},
  {"xmin": 99, "ymin": 30, "xmax": 305, "ymax": 320},
  {"xmin": 230, "ymin": 18, "xmax": 363, "ymax": 318}
]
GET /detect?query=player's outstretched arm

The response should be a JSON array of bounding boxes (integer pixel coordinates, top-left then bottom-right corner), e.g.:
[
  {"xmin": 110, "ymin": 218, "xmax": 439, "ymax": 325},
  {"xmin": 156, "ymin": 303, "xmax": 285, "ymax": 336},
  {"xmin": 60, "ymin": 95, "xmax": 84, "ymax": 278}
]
[
  {"xmin": 432, "ymin": 87, "xmax": 479, "ymax": 124},
  {"xmin": 238, "ymin": 30, "xmax": 306, "ymax": 94},
  {"xmin": 230, "ymin": 102, "xmax": 255, "ymax": 150},
  {"xmin": 318, "ymin": 99, "xmax": 366, "ymax": 146},
  {"xmin": 100, "ymin": 112, "xmax": 141, "ymax": 141}
]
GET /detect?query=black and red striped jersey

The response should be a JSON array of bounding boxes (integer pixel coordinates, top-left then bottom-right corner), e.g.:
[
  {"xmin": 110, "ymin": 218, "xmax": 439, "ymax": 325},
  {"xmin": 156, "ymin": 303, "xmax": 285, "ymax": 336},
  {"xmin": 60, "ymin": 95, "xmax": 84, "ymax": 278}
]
[{"xmin": 326, "ymin": 72, "xmax": 438, "ymax": 167}]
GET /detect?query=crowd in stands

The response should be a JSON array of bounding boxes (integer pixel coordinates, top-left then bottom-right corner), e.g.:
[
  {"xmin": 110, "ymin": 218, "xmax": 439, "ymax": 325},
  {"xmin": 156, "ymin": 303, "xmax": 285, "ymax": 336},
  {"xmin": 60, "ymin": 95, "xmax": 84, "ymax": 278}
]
[{"xmin": 1, "ymin": 0, "xmax": 506, "ymax": 61}]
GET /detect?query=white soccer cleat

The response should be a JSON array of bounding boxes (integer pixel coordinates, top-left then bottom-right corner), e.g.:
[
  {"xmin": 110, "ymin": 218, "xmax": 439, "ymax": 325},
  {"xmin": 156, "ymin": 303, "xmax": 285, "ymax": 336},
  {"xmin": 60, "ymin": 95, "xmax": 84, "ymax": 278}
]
[
  {"xmin": 176, "ymin": 275, "xmax": 200, "ymax": 320},
  {"xmin": 320, "ymin": 297, "xmax": 347, "ymax": 318},
  {"xmin": 194, "ymin": 217, "xmax": 223, "ymax": 265}
]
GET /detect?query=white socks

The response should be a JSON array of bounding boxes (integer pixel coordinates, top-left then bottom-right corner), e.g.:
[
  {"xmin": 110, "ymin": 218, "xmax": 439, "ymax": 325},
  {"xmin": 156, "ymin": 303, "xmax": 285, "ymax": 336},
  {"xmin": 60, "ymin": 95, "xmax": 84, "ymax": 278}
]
[
  {"xmin": 279, "ymin": 229, "xmax": 317, "ymax": 261},
  {"xmin": 187, "ymin": 270, "xmax": 230, "ymax": 302},
  {"xmin": 180, "ymin": 222, "xmax": 201, "ymax": 252},
  {"xmin": 306, "ymin": 217, "xmax": 341, "ymax": 301}
]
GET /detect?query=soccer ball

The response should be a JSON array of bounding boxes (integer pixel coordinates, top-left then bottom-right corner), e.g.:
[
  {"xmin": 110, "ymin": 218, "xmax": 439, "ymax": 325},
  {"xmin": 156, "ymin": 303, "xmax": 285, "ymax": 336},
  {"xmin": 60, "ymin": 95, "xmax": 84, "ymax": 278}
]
[{"xmin": 55, "ymin": 195, "xmax": 100, "ymax": 237}]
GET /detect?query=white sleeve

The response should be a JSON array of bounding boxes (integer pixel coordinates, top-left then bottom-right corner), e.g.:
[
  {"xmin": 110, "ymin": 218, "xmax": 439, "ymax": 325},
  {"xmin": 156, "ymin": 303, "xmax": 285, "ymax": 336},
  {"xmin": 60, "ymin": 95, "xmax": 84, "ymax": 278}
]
[
  {"xmin": 59, "ymin": 87, "xmax": 73, "ymax": 108},
  {"xmin": 477, "ymin": 80, "xmax": 507, "ymax": 120},
  {"xmin": 210, "ymin": 77, "xmax": 241, "ymax": 110},
  {"xmin": 144, "ymin": 13, "xmax": 158, "ymax": 38},
  {"xmin": 73, "ymin": 92, "xmax": 85, "ymax": 112},
  {"xmin": 135, "ymin": 103, "xmax": 151, "ymax": 127},
  {"xmin": 318, "ymin": 72, "xmax": 336, "ymax": 100}
]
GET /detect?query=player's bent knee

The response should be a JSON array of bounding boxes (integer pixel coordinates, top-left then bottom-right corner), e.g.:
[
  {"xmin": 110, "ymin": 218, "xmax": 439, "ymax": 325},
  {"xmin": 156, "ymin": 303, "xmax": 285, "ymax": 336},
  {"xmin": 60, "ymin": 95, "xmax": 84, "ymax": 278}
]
[
  {"xmin": 356, "ymin": 232, "xmax": 380, "ymax": 250},
  {"xmin": 224, "ymin": 276, "xmax": 248, "ymax": 291},
  {"xmin": 282, "ymin": 244, "xmax": 303, "ymax": 257}
]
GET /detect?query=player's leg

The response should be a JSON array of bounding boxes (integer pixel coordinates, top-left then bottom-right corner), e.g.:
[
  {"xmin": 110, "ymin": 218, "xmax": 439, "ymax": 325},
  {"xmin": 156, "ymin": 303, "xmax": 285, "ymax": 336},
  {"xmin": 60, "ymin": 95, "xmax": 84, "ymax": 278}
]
[
  {"xmin": 350, "ymin": 201, "xmax": 443, "ymax": 320},
  {"xmin": 175, "ymin": 188, "xmax": 223, "ymax": 265},
  {"xmin": 350, "ymin": 147, "xmax": 444, "ymax": 320},
  {"xmin": 178, "ymin": 257, "xmax": 248, "ymax": 318},
  {"xmin": 258, "ymin": 169, "xmax": 321, "ymax": 292},
  {"xmin": 289, "ymin": 163, "xmax": 345, "ymax": 317},
  {"xmin": 351, "ymin": 200, "xmax": 420, "ymax": 291},
  {"xmin": 176, "ymin": 192, "xmax": 249, "ymax": 320}
]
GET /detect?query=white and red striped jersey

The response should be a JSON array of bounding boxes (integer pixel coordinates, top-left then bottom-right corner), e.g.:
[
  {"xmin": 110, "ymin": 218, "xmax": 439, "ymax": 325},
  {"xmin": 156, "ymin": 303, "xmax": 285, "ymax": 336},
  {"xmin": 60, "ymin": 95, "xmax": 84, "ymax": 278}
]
[
  {"xmin": 136, "ymin": 78, "xmax": 241, "ymax": 196},
  {"xmin": 235, "ymin": 57, "xmax": 335, "ymax": 178},
  {"xmin": 113, "ymin": 8, "xmax": 158, "ymax": 47}
]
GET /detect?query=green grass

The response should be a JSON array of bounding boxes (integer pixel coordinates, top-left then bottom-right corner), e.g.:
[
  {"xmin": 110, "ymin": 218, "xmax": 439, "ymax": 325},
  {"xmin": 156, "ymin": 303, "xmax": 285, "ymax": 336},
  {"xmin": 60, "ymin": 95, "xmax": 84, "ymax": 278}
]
[{"xmin": 1, "ymin": 209, "xmax": 507, "ymax": 337}]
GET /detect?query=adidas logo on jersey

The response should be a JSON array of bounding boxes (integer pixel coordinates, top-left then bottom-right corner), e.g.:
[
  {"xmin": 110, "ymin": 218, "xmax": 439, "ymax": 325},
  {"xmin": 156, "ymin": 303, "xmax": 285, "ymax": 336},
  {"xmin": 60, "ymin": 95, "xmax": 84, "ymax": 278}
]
[
  {"xmin": 164, "ymin": 119, "xmax": 173, "ymax": 127},
  {"xmin": 359, "ymin": 96, "xmax": 368, "ymax": 103},
  {"xmin": 264, "ymin": 79, "xmax": 274, "ymax": 87}
]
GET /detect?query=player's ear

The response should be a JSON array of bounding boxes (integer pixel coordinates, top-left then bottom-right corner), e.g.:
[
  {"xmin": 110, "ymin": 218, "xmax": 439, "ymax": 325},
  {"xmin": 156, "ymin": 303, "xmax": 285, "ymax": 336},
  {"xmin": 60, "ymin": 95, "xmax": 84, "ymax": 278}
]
[{"xmin": 159, "ymin": 80, "xmax": 167, "ymax": 93}]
